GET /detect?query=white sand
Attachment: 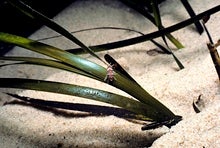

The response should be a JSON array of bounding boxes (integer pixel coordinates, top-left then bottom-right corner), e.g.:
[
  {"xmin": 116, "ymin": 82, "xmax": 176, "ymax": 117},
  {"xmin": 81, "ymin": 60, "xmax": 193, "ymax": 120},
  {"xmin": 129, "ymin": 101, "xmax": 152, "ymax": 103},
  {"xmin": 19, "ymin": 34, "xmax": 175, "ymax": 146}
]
[{"xmin": 0, "ymin": 0, "xmax": 220, "ymax": 147}]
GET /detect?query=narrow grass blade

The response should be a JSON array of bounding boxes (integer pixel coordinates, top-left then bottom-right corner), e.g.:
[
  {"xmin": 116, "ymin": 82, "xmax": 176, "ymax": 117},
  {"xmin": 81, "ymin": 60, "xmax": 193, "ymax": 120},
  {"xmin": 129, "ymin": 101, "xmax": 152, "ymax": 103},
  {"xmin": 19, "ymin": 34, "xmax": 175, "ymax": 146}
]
[
  {"xmin": 150, "ymin": 0, "xmax": 184, "ymax": 70},
  {"xmin": 202, "ymin": 16, "xmax": 214, "ymax": 44},
  {"xmin": 7, "ymin": 0, "xmax": 107, "ymax": 65},
  {"xmin": 151, "ymin": 0, "xmax": 163, "ymax": 30},
  {"xmin": 180, "ymin": 0, "xmax": 204, "ymax": 34},
  {"xmin": 0, "ymin": 32, "xmax": 106, "ymax": 81},
  {"xmin": 150, "ymin": 39, "xmax": 171, "ymax": 54},
  {"xmin": 44, "ymin": 26, "xmax": 183, "ymax": 69},
  {"xmin": 67, "ymin": 5, "xmax": 220, "ymax": 53},
  {"xmin": 151, "ymin": 2, "xmax": 184, "ymax": 69},
  {"xmin": 171, "ymin": 52, "xmax": 184, "ymax": 69},
  {"xmin": 151, "ymin": 0, "xmax": 168, "ymax": 46},
  {"xmin": 0, "ymin": 56, "xmax": 98, "ymax": 80},
  {"xmin": 73, "ymin": 27, "xmax": 172, "ymax": 54},
  {"xmin": 120, "ymin": 0, "xmax": 184, "ymax": 49}
]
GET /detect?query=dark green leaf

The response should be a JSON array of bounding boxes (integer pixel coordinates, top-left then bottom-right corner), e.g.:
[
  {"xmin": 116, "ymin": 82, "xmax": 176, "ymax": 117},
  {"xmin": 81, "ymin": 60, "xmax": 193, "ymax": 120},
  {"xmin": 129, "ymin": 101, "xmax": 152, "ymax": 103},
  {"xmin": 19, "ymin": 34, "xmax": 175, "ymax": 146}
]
[
  {"xmin": 7, "ymin": 0, "xmax": 107, "ymax": 65},
  {"xmin": 180, "ymin": 0, "xmax": 204, "ymax": 34},
  {"xmin": 0, "ymin": 78, "xmax": 161, "ymax": 121},
  {"xmin": 67, "ymin": 5, "xmax": 220, "ymax": 54}
]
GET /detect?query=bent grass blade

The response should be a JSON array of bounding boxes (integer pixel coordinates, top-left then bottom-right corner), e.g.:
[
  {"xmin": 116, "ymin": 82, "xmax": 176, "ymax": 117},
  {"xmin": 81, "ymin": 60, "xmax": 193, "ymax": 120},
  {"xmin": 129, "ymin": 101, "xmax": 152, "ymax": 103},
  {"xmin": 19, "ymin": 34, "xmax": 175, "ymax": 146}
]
[
  {"xmin": 0, "ymin": 32, "xmax": 177, "ymax": 122},
  {"xmin": 67, "ymin": 5, "xmax": 220, "ymax": 53},
  {"xmin": 7, "ymin": 0, "xmax": 107, "ymax": 65}
]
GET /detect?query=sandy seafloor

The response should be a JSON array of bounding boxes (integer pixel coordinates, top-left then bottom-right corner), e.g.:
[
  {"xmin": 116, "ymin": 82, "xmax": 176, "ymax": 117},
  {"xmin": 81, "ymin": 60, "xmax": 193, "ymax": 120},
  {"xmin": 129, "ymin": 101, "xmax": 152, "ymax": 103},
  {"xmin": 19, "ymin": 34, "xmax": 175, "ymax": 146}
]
[{"xmin": 0, "ymin": 0, "xmax": 220, "ymax": 147}]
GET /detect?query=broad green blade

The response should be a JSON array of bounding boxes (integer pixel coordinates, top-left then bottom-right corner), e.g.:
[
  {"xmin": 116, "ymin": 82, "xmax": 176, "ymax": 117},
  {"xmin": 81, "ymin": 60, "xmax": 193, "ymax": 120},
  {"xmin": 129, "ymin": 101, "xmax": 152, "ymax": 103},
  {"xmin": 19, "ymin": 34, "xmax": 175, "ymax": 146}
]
[{"xmin": 0, "ymin": 78, "xmax": 160, "ymax": 121}]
